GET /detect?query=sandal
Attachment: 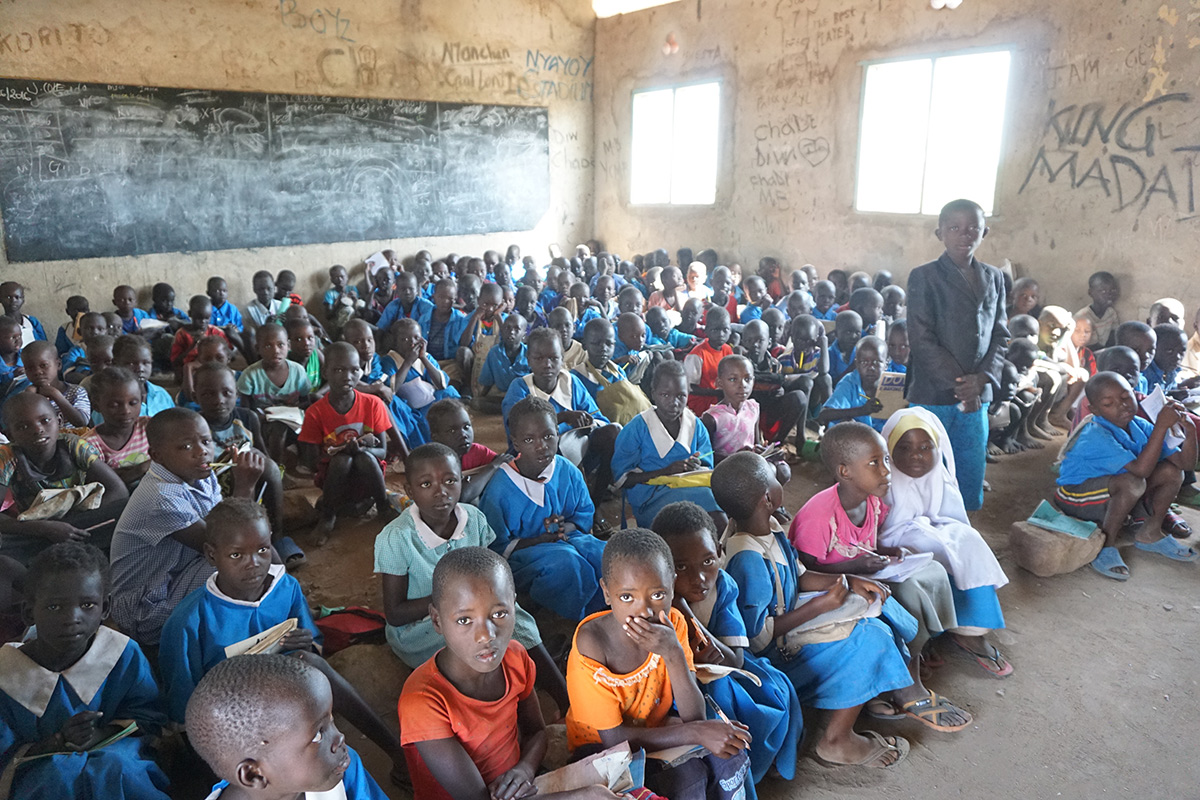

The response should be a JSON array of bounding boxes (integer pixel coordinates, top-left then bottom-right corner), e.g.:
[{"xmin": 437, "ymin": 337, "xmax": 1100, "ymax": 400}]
[
  {"xmin": 1090, "ymin": 546, "xmax": 1130, "ymax": 581},
  {"xmin": 275, "ymin": 536, "xmax": 307, "ymax": 570},
  {"xmin": 950, "ymin": 638, "xmax": 1013, "ymax": 678},
  {"xmin": 899, "ymin": 691, "xmax": 973, "ymax": 732},
  {"xmin": 864, "ymin": 698, "xmax": 904, "ymax": 720},
  {"xmin": 813, "ymin": 730, "xmax": 909, "ymax": 769},
  {"xmin": 1161, "ymin": 508, "xmax": 1193, "ymax": 538},
  {"xmin": 1134, "ymin": 535, "xmax": 1200, "ymax": 563}
]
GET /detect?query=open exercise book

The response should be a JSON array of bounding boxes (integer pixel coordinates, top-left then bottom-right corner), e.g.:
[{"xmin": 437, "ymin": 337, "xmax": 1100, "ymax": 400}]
[{"xmin": 222, "ymin": 618, "xmax": 298, "ymax": 659}]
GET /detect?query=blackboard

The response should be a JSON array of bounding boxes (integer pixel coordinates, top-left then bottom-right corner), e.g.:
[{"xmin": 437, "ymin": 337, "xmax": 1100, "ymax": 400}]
[{"xmin": 0, "ymin": 79, "xmax": 550, "ymax": 262}]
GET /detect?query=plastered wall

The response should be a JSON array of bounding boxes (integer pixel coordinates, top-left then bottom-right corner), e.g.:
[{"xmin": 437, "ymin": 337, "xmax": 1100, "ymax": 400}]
[
  {"xmin": 0, "ymin": 0, "xmax": 595, "ymax": 321},
  {"xmin": 594, "ymin": 0, "xmax": 1200, "ymax": 320}
]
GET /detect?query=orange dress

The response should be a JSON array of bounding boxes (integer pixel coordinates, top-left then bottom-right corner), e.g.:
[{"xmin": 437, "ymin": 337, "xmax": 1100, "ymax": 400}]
[
  {"xmin": 684, "ymin": 341, "xmax": 732, "ymax": 415},
  {"xmin": 565, "ymin": 607, "xmax": 695, "ymax": 751}
]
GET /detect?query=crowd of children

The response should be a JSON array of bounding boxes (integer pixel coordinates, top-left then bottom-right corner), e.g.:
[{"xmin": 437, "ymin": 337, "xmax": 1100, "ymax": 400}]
[{"xmin": 1, "ymin": 198, "xmax": 1198, "ymax": 798}]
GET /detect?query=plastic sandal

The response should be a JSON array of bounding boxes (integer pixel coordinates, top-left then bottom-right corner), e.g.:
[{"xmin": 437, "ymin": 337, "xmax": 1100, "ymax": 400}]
[
  {"xmin": 1090, "ymin": 546, "xmax": 1130, "ymax": 581},
  {"xmin": 275, "ymin": 536, "xmax": 307, "ymax": 569},
  {"xmin": 899, "ymin": 691, "xmax": 973, "ymax": 732},
  {"xmin": 1161, "ymin": 508, "xmax": 1193, "ymax": 538},
  {"xmin": 950, "ymin": 638, "xmax": 1013, "ymax": 678},
  {"xmin": 1134, "ymin": 535, "xmax": 1200, "ymax": 563},
  {"xmin": 814, "ymin": 730, "xmax": 909, "ymax": 768}
]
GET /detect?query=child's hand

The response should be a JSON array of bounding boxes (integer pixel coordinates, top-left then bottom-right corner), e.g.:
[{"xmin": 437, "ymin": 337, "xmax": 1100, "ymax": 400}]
[
  {"xmin": 543, "ymin": 515, "xmax": 569, "ymax": 540},
  {"xmin": 560, "ymin": 409, "xmax": 593, "ymax": 428},
  {"xmin": 232, "ymin": 449, "xmax": 266, "ymax": 487},
  {"xmin": 847, "ymin": 576, "xmax": 890, "ymax": 604},
  {"xmin": 487, "ymin": 764, "xmax": 537, "ymax": 800},
  {"xmin": 280, "ymin": 628, "xmax": 315, "ymax": 652},
  {"xmin": 358, "ymin": 433, "xmax": 380, "ymax": 449},
  {"xmin": 60, "ymin": 710, "xmax": 103, "ymax": 750},
  {"xmin": 865, "ymin": 397, "xmax": 884, "ymax": 413},
  {"xmin": 666, "ymin": 455, "xmax": 703, "ymax": 474},
  {"xmin": 1157, "ymin": 402, "xmax": 1182, "ymax": 428},
  {"xmin": 414, "ymin": 338, "xmax": 427, "ymax": 359},
  {"xmin": 491, "ymin": 453, "xmax": 516, "ymax": 468},
  {"xmin": 819, "ymin": 574, "xmax": 850, "ymax": 608},
  {"xmin": 622, "ymin": 610, "xmax": 682, "ymax": 656},
  {"xmin": 851, "ymin": 551, "xmax": 890, "ymax": 572},
  {"xmin": 692, "ymin": 719, "xmax": 752, "ymax": 758},
  {"xmin": 38, "ymin": 521, "xmax": 90, "ymax": 544}
]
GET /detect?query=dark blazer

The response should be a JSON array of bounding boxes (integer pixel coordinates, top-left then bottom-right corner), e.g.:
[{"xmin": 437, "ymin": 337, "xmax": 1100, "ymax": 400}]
[{"xmin": 906, "ymin": 252, "xmax": 1009, "ymax": 406}]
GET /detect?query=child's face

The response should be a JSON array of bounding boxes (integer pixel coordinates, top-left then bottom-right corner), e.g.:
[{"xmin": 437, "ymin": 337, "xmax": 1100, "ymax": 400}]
[
  {"xmin": 791, "ymin": 320, "xmax": 820, "ymax": 353},
  {"xmin": 257, "ymin": 329, "xmax": 289, "ymax": 366},
  {"xmin": 1155, "ymin": 329, "xmax": 1187, "ymax": 372},
  {"xmin": 1013, "ymin": 283, "xmax": 1039, "ymax": 315},
  {"xmin": 259, "ymin": 671, "xmax": 351, "ymax": 794},
  {"xmin": 396, "ymin": 274, "xmax": 419, "ymax": 306},
  {"xmin": 786, "ymin": 293, "xmax": 810, "ymax": 320},
  {"xmin": 741, "ymin": 324, "xmax": 769, "ymax": 363},
  {"xmin": 660, "ymin": 267, "xmax": 682, "ymax": 292},
  {"xmin": 549, "ymin": 313, "xmax": 575, "ymax": 349},
  {"xmin": 275, "ymin": 274, "xmax": 295, "ymax": 298},
  {"xmin": 856, "ymin": 343, "xmax": 887, "ymax": 385},
  {"xmin": 117, "ymin": 346, "xmax": 153, "ymax": 383},
  {"xmin": 150, "ymin": 416, "xmax": 214, "ymax": 483},
  {"xmin": 1092, "ymin": 378, "xmax": 1138, "ymax": 427},
  {"xmin": 840, "ymin": 438, "xmax": 892, "ymax": 499},
  {"xmin": 96, "ymin": 379, "xmax": 143, "ymax": 428},
  {"xmin": 680, "ymin": 300, "xmax": 703, "ymax": 332},
  {"xmin": 373, "ymin": 268, "xmax": 394, "ymax": 293},
  {"xmin": 594, "ymin": 277, "xmax": 614, "ymax": 304},
  {"xmin": 152, "ymin": 288, "xmax": 175, "ymax": 315},
  {"xmin": 1089, "ymin": 278, "xmax": 1119, "ymax": 310},
  {"xmin": 758, "ymin": 260, "xmax": 780, "ymax": 279},
  {"xmin": 500, "ymin": 314, "xmax": 525, "ymax": 350},
  {"xmin": 478, "ymin": 289, "xmax": 503, "ymax": 321},
  {"xmin": 324, "ymin": 347, "xmax": 362, "ymax": 394},
  {"xmin": 790, "ymin": 271, "xmax": 810, "ymax": 292},
  {"xmin": 746, "ymin": 279, "xmax": 766, "ymax": 304},
  {"xmin": 0, "ymin": 284, "xmax": 23, "ymax": 315},
  {"xmin": 585, "ymin": 324, "xmax": 616, "ymax": 366},
  {"xmin": 936, "ymin": 208, "xmax": 987, "ymax": 262},
  {"xmin": 113, "ymin": 287, "xmax": 137, "ymax": 315},
  {"xmin": 618, "ymin": 291, "xmax": 644, "ymax": 316},
  {"xmin": 342, "ymin": 324, "xmax": 375, "ymax": 367},
  {"xmin": 814, "ymin": 282, "xmax": 837, "ymax": 313},
  {"xmin": 492, "ymin": 263, "xmax": 511, "ymax": 288},
  {"xmin": 433, "ymin": 283, "xmax": 456, "ymax": 314},
  {"xmin": 887, "ymin": 329, "xmax": 910, "ymax": 365},
  {"xmin": 328, "ymin": 267, "xmax": 347, "ymax": 289},
  {"xmin": 601, "ymin": 558, "xmax": 674, "ymax": 623},
  {"xmin": 1038, "ymin": 319, "xmax": 1069, "ymax": 350},
  {"xmin": 858, "ymin": 298, "xmax": 883, "ymax": 327},
  {"xmin": 22, "ymin": 348, "xmax": 60, "ymax": 388},
  {"xmin": 77, "ymin": 315, "xmax": 108, "ymax": 341},
  {"xmin": 710, "ymin": 269, "xmax": 732, "ymax": 301},
  {"xmin": 24, "ymin": 568, "xmax": 108, "ymax": 660},
  {"xmin": 686, "ymin": 267, "xmax": 705, "ymax": 291},
  {"xmin": 666, "ymin": 529, "xmax": 720, "ymax": 605},
  {"xmin": 458, "ymin": 281, "xmax": 479, "ymax": 311},
  {"xmin": 431, "ymin": 261, "xmax": 450, "ymax": 281},
  {"xmin": 1008, "ymin": 347, "xmax": 1036, "ymax": 373},
  {"xmin": 205, "ymin": 519, "xmax": 273, "ymax": 600},
  {"xmin": 208, "ymin": 279, "xmax": 228, "ymax": 306},
  {"xmin": 762, "ymin": 311, "xmax": 786, "ymax": 348},
  {"xmin": 645, "ymin": 308, "xmax": 670, "ymax": 339},
  {"xmin": 87, "ymin": 344, "xmax": 114, "ymax": 372},
  {"xmin": 431, "ymin": 405, "xmax": 475, "ymax": 457},
  {"xmin": 511, "ymin": 411, "xmax": 559, "ymax": 473},
  {"xmin": 850, "ymin": 273, "xmax": 871, "ymax": 293},
  {"xmin": 835, "ymin": 318, "xmax": 863, "ymax": 351},
  {"xmin": 194, "ymin": 370, "xmax": 238, "ymax": 421},
  {"xmin": 253, "ymin": 277, "xmax": 275, "ymax": 306},
  {"xmin": 1129, "ymin": 331, "xmax": 1157, "ymax": 372},
  {"xmin": 528, "ymin": 338, "xmax": 563, "ymax": 384},
  {"xmin": 3, "ymin": 398, "xmax": 58, "ymax": 456},
  {"xmin": 719, "ymin": 360, "xmax": 754, "ymax": 404},
  {"xmin": 705, "ymin": 315, "xmax": 731, "ymax": 349},
  {"xmin": 0, "ymin": 324, "xmax": 19, "ymax": 356},
  {"xmin": 414, "ymin": 262, "xmax": 433, "ymax": 287},
  {"xmin": 882, "ymin": 289, "xmax": 905, "ymax": 320},
  {"xmin": 431, "ymin": 572, "xmax": 517, "ymax": 675},
  {"xmin": 617, "ymin": 317, "xmax": 646, "ymax": 353},
  {"xmin": 515, "ymin": 289, "xmax": 537, "ymax": 318},
  {"xmin": 555, "ymin": 270, "xmax": 573, "ymax": 295},
  {"xmin": 289, "ymin": 324, "xmax": 317, "ymax": 359},
  {"xmin": 652, "ymin": 373, "xmax": 689, "ymax": 422},
  {"xmin": 891, "ymin": 428, "xmax": 936, "ymax": 480},
  {"xmin": 1106, "ymin": 354, "xmax": 1141, "ymax": 386},
  {"xmin": 190, "ymin": 301, "xmax": 213, "ymax": 329},
  {"xmin": 405, "ymin": 453, "xmax": 462, "ymax": 523},
  {"xmin": 103, "ymin": 313, "xmax": 121, "ymax": 336}
]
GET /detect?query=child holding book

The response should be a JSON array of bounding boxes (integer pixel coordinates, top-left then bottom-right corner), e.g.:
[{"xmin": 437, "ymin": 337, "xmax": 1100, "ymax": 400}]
[
  {"xmin": 818, "ymin": 335, "xmax": 889, "ymax": 432},
  {"xmin": 702, "ymin": 355, "xmax": 791, "ymax": 487},
  {"xmin": 83, "ymin": 367, "xmax": 152, "ymax": 488}
]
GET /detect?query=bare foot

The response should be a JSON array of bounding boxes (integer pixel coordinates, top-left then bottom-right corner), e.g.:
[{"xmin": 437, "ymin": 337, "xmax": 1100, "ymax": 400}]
[
  {"xmin": 1017, "ymin": 432, "xmax": 1044, "ymax": 449},
  {"xmin": 1030, "ymin": 425, "xmax": 1054, "ymax": 441},
  {"xmin": 987, "ymin": 442, "xmax": 1004, "ymax": 457},
  {"xmin": 1047, "ymin": 415, "xmax": 1071, "ymax": 431},
  {"xmin": 311, "ymin": 516, "xmax": 336, "ymax": 547}
]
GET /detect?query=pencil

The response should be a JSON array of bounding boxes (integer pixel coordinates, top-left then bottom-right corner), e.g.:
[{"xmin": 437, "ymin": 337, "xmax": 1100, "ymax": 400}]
[{"xmin": 83, "ymin": 519, "xmax": 114, "ymax": 532}]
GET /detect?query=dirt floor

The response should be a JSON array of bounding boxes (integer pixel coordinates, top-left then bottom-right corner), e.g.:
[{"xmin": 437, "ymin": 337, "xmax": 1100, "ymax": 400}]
[{"xmin": 258, "ymin": 414, "xmax": 1200, "ymax": 800}]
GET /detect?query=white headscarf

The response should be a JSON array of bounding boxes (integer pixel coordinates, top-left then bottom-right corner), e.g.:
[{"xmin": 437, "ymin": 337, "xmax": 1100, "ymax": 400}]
[{"xmin": 881, "ymin": 407, "xmax": 1008, "ymax": 590}]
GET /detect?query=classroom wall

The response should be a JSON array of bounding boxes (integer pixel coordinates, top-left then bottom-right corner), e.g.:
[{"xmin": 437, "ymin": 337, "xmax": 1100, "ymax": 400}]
[
  {"xmin": 0, "ymin": 0, "xmax": 595, "ymax": 322},
  {"xmin": 594, "ymin": 0, "xmax": 1200, "ymax": 321}
]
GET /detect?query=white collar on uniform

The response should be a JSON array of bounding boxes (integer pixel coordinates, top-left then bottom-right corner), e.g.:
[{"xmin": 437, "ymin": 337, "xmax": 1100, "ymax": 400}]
[
  {"xmin": 641, "ymin": 407, "xmax": 695, "ymax": 460},
  {"xmin": 387, "ymin": 350, "xmax": 426, "ymax": 376},
  {"xmin": 0, "ymin": 626, "xmax": 130, "ymax": 717},
  {"xmin": 408, "ymin": 504, "xmax": 469, "ymax": 550},
  {"xmin": 207, "ymin": 782, "xmax": 347, "ymax": 800},
  {"xmin": 500, "ymin": 459, "xmax": 556, "ymax": 507},
  {"xmin": 523, "ymin": 371, "xmax": 572, "ymax": 408},
  {"xmin": 205, "ymin": 564, "xmax": 286, "ymax": 608}
]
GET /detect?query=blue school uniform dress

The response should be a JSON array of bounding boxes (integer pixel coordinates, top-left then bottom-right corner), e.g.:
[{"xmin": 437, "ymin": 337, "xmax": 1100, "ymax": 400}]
[
  {"xmin": 824, "ymin": 371, "xmax": 885, "ymax": 432},
  {"xmin": 612, "ymin": 408, "xmax": 720, "ymax": 527},
  {"xmin": 480, "ymin": 457, "xmax": 605, "ymax": 620},
  {"xmin": 209, "ymin": 301, "xmax": 243, "ymax": 331},
  {"xmin": 887, "ymin": 359, "xmax": 907, "ymax": 374},
  {"xmin": 204, "ymin": 747, "xmax": 386, "ymax": 800},
  {"xmin": 740, "ymin": 305, "xmax": 764, "ymax": 324},
  {"xmin": 62, "ymin": 344, "xmax": 87, "ymax": 374},
  {"xmin": 647, "ymin": 329, "xmax": 697, "ymax": 350},
  {"xmin": 0, "ymin": 355, "xmax": 22, "ymax": 385},
  {"xmin": 537, "ymin": 288, "xmax": 560, "ymax": 314},
  {"xmin": 722, "ymin": 525, "xmax": 915, "ymax": 710},
  {"xmin": 696, "ymin": 570, "xmax": 802, "ymax": 788},
  {"xmin": 501, "ymin": 372, "xmax": 610, "ymax": 439},
  {"xmin": 55, "ymin": 323, "xmax": 77, "ymax": 355},
  {"xmin": 574, "ymin": 306, "xmax": 603, "ymax": 339},
  {"xmin": 827, "ymin": 343, "xmax": 857, "ymax": 382},
  {"xmin": 377, "ymin": 296, "xmax": 435, "ymax": 336},
  {"xmin": 1143, "ymin": 361, "xmax": 1180, "ymax": 392},
  {"xmin": 1058, "ymin": 415, "xmax": 1177, "ymax": 488},
  {"xmin": 0, "ymin": 627, "xmax": 170, "ymax": 800},
  {"xmin": 362, "ymin": 352, "xmax": 424, "ymax": 446},
  {"xmin": 812, "ymin": 307, "xmax": 838, "ymax": 322},
  {"xmin": 158, "ymin": 565, "xmax": 321, "ymax": 724},
  {"xmin": 380, "ymin": 351, "xmax": 460, "ymax": 444},
  {"xmin": 426, "ymin": 309, "xmax": 470, "ymax": 362},
  {"xmin": 479, "ymin": 342, "xmax": 530, "ymax": 394},
  {"xmin": 121, "ymin": 309, "xmax": 153, "ymax": 335}
]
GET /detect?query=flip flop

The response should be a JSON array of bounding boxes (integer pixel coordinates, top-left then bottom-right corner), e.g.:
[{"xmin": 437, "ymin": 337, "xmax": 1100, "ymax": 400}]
[
  {"xmin": 813, "ymin": 730, "xmax": 909, "ymax": 769},
  {"xmin": 1091, "ymin": 546, "xmax": 1130, "ymax": 581},
  {"xmin": 950, "ymin": 638, "xmax": 1013, "ymax": 678},
  {"xmin": 864, "ymin": 698, "xmax": 904, "ymax": 720},
  {"xmin": 275, "ymin": 536, "xmax": 307, "ymax": 569},
  {"xmin": 1162, "ymin": 508, "xmax": 1193, "ymax": 538},
  {"xmin": 1175, "ymin": 485, "xmax": 1200, "ymax": 507},
  {"xmin": 899, "ymin": 691, "xmax": 973, "ymax": 732},
  {"xmin": 1134, "ymin": 535, "xmax": 1200, "ymax": 563}
]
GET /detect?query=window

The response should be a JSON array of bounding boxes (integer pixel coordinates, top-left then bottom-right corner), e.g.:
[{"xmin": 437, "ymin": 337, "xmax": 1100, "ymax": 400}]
[
  {"xmin": 855, "ymin": 49, "xmax": 1011, "ymax": 215},
  {"xmin": 630, "ymin": 82, "xmax": 720, "ymax": 205}
]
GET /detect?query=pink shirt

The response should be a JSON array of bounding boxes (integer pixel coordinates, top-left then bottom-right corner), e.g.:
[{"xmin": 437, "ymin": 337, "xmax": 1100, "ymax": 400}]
[
  {"xmin": 83, "ymin": 417, "xmax": 151, "ymax": 470},
  {"xmin": 703, "ymin": 399, "xmax": 759, "ymax": 458},
  {"xmin": 789, "ymin": 484, "xmax": 887, "ymax": 566}
]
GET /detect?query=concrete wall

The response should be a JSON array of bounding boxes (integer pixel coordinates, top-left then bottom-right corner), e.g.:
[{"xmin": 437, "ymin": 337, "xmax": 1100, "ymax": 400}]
[
  {"xmin": 0, "ymin": 0, "xmax": 595, "ymax": 322},
  {"xmin": 594, "ymin": 0, "xmax": 1200, "ymax": 320}
]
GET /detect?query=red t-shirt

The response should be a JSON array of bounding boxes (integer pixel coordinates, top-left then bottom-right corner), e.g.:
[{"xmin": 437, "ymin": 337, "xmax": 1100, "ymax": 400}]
[
  {"xmin": 461, "ymin": 442, "xmax": 498, "ymax": 472},
  {"xmin": 685, "ymin": 340, "xmax": 733, "ymax": 415},
  {"xmin": 298, "ymin": 390, "xmax": 392, "ymax": 467},
  {"xmin": 399, "ymin": 642, "xmax": 535, "ymax": 800},
  {"xmin": 170, "ymin": 325, "xmax": 229, "ymax": 367}
]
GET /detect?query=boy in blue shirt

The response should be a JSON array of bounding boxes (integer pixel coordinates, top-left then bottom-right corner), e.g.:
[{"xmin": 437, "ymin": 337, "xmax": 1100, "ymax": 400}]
[
  {"xmin": 811, "ymin": 280, "xmax": 839, "ymax": 321},
  {"xmin": 818, "ymin": 336, "xmax": 887, "ymax": 432},
  {"xmin": 206, "ymin": 276, "xmax": 244, "ymax": 333},
  {"xmin": 377, "ymin": 271, "xmax": 435, "ymax": 338},
  {"xmin": 1056, "ymin": 371, "xmax": 1197, "ymax": 580},
  {"xmin": 54, "ymin": 295, "xmax": 90, "ymax": 355},
  {"xmin": 477, "ymin": 313, "xmax": 529, "ymax": 409},
  {"xmin": 0, "ymin": 282, "xmax": 47, "ymax": 346},
  {"xmin": 829, "ymin": 310, "xmax": 863, "ymax": 384}
]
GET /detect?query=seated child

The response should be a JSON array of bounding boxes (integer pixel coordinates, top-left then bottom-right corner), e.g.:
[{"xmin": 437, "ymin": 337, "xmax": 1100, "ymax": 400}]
[
  {"xmin": 547, "ymin": 306, "xmax": 587, "ymax": 370},
  {"xmin": 236, "ymin": 322, "xmax": 313, "ymax": 463},
  {"xmin": 882, "ymin": 285, "xmax": 906, "ymax": 322},
  {"xmin": 683, "ymin": 306, "xmax": 733, "ymax": 415},
  {"xmin": 574, "ymin": 318, "xmax": 652, "ymax": 425},
  {"xmin": 148, "ymin": 282, "xmax": 188, "ymax": 329},
  {"xmin": 811, "ymin": 280, "xmax": 839, "ymax": 321},
  {"xmin": 0, "ymin": 543, "xmax": 170, "ymax": 800},
  {"xmin": 712, "ymin": 452, "xmax": 912, "ymax": 769},
  {"xmin": 1075, "ymin": 271, "xmax": 1121, "ymax": 349},
  {"xmin": 0, "ymin": 316, "xmax": 23, "ymax": 384},
  {"xmin": 1056, "ymin": 371, "xmax": 1198, "ymax": 580},
  {"xmin": 886, "ymin": 320, "xmax": 909, "ymax": 373},
  {"xmin": 760, "ymin": 308, "xmax": 788, "ymax": 356},
  {"xmin": 709, "ymin": 265, "xmax": 739, "ymax": 319},
  {"xmin": 480, "ymin": 397, "xmax": 606, "ymax": 621},
  {"xmin": 685, "ymin": 261, "xmax": 712, "ymax": 302},
  {"xmin": 613, "ymin": 360, "xmax": 725, "ymax": 529},
  {"xmin": 1146, "ymin": 324, "xmax": 1200, "ymax": 398},
  {"xmin": 476, "ymin": 313, "xmax": 529, "ymax": 410},
  {"xmin": 779, "ymin": 292, "xmax": 811, "ymax": 324},
  {"xmin": 848, "ymin": 271, "xmax": 872, "ymax": 296},
  {"xmin": 987, "ymin": 354, "xmax": 1037, "ymax": 455},
  {"xmin": 362, "ymin": 264, "xmax": 399, "ymax": 325},
  {"xmin": 1147, "ymin": 298, "xmax": 1184, "ymax": 328},
  {"xmin": 648, "ymin": 265, "xmax": 688, "ymax": 325},
  {"xmin": 10, "ymin": 341, "xmax": 91, "ymax": 428},
  {"xmin": 739, "ymin": 320, "xmax": 806, "ymax": 449},
  {"xmin": 538, "ymin": 266, "xmax": 563, "ymax": 313},
  {"xmin": 457, "ymin": 273, "xmax": 481, "ymax": 315},
  {"xmin": 779, "ymin": 314, "xmax": 832, "ymax": 405},
  {"xmin": 177, "ymin": 335, "xmax": 232, "ymax": 408},
  {"xmin": 616, "ymin": 284, "xmax": 646, "ymax": 318},
  {"xmin": 1008, "ymin": 277, "xmax": 1042, "ymax": 319},
  {"xmin": 300, "ymin": 343, "xmax": 403, "ymax": 544},
  {"xmin": 53, "ymin": 295, "xmax": 90, "ymax": 355},
  {"xmin": 789, "ymin": 424, "xmax": 979, "ymax": 731},
  {"xmin": 84, "ymin": 367, "xmax": 152, "ymax": 488},
  {"xmin": 653, "ymin": 501, "xmax": 802, "ymax": 786},
  {"xmin": 740, "ymin": 277, "xmax": 771, "ymax": 324},
  {"xmin": 191, "ymin": 362, "xmax": 293, "ymax": 565},
  {"xmin": 286, "ymin": 315, "xmax": 324, "ymax": 392},
  {"xmin": 703, "ymin": 355, "xmax": 792, "ymax": 490},
  {"xmin": 757, "ymin": 257, "xmax": 785, "ymax": 301},
  {"xmin": 828, "ymin": 310, "xmax": 863, "ymax": 384},
  {"xmin": 77, "ymin": 334, "xmax": 115, "ymax": 393},
  {"xmin": 0, "ymin": 281, "xmax": 46, "ymax": 346},
  {"xmin": 882, "ymin": 408, "xmax": 1013, "ymax": 675},
  {"xmin": 849, "ymin": 288, "xmax": 885, "ymax": 338},
  {"xmin": 384, "ymin": 318, "xmax": 461, "ymax": 444},
  {"xmin": 399, "ymin": 547, "xmax": 613, "ymax": 800},
  {"xmin": 0, "ymin": 393, "xmax": 128, "ymax": 564},
  {"xmin": 501, "ymin": 328, "xmax": 619, "ymax": 495},
  {"xmin": 678, "ymin": 297, "xmax": 706, "ymax": 340},
  {"xmin": 1037, "ymin": 306, "xmax": 1089, "ymax": 429},
  {"xmin": 426, "ymin": 399, "xmax": 510, "ymax": 505},
  {"xmin": 341, "ymin": 318, "xmax": 421, "ymax": 449},
  {"xmin": 323, "ymin": 264, "xmax": 361, "ymax": 335},
  {"xmin": 112, "ymin": 285, "xmax": 151, "ymax": 335},
  {"xmin": 646, "ymin": 306, "xmax": 698, "ymax": 353},
  {"xmin": 206, "ymin": 276, "xmax": 244, "ymax": 336},
  {"xmin": 109, "ymin": 408, "xmax": 264, "ymax": 645},
  {"xmin": 159, "ymin": 498, "xmax": 402, "ymax": 773},
  {"xmin": 565, "ymin": 528, "xmax": 751, "ymax": 799},
  {"xmin": 186, "ymin": 653, "xmax": 389, "ymax": 800},
  {"xmin": 243, "ymin": 270, "xmax": 285, "ymax": 352},
  {"xmin": 818, "ymin": 335, "xmax": 888, "ymax": 432},
  {"xmin": 377, "ymin": 446, "xmax": 568, "ymax": 706},
  {"xmin": 1116, "ymin": 320, "xmax": 1157, "ymax": 394},
  {"xmin": 62, "ymin": 312, "xmax": 109, "ymax": 383},
  {"xmin": 169, "ymin": 295, "xmax": 236, "ymax": 379},
  {"xmin": 102, "ymin": 312, "xmax": 122, "ymax": 338},
  {"xmin": 378, "ymin": 270, "xmax": 435, "ymax": 337},
  {"xmin": 273, "ymin": 269, "xmax": 304, "ymax": 310},
  {"xmin": 514, "ymin": 284, "xmax": 549, "ymax": 330},
  {"xmin": 456, "ymin": 282, "xmax": 504, "ymax": 397},
  {"xmin": 1071, "ymin": 313, "xmax": 1098, "ymax": 376},
  {"xmin": 425, "ymin": 279, "xmax": 469, "ymax": 387},
  {"xmin": 102, "ymin": 336, "xmax": 174, "ymax": 422},
  {"xmin": 1184, "ymin": 306, "xmax": 1200, "ymax": 373}
]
